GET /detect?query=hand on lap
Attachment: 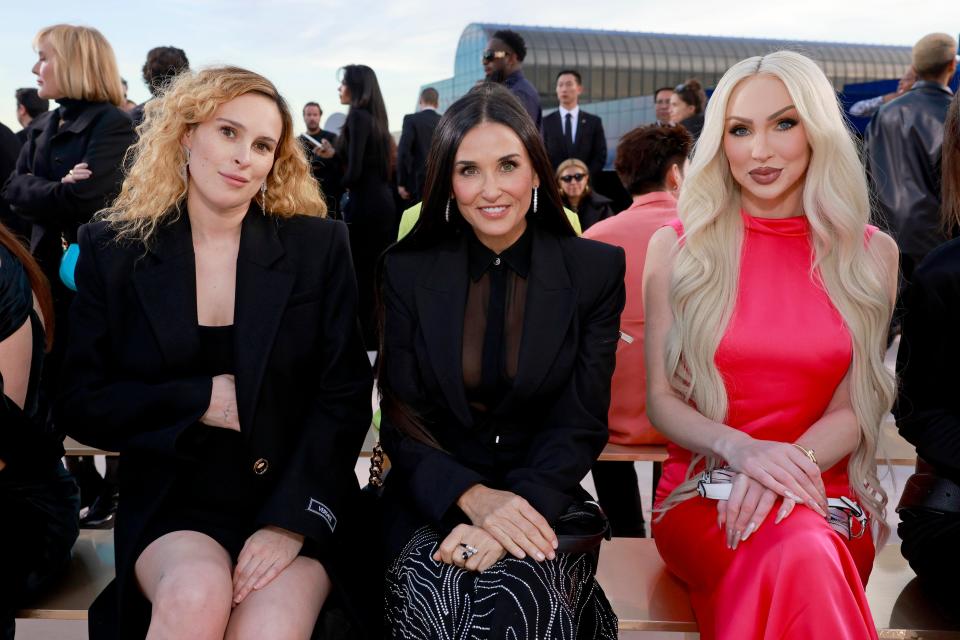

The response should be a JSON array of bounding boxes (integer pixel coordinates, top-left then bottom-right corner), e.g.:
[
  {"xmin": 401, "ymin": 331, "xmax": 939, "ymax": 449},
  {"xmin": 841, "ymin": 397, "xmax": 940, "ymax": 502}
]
[
  {"xmin": 232, "ymin": 525, "xmax": 304, "ymax": 604},
  {"xmin": 457, "ymin": 485, "xmax": 557, "ymax": 561},
  {"xmin": 433, "ymin": 524, "xmax": 507, "ymax": 572}
]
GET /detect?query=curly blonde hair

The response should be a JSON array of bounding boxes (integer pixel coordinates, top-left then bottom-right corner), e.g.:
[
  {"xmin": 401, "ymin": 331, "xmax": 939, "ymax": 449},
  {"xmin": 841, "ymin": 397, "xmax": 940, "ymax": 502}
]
[{"xmin": 103, "ymin": 66, "xmax": 325, "ymax": 244}]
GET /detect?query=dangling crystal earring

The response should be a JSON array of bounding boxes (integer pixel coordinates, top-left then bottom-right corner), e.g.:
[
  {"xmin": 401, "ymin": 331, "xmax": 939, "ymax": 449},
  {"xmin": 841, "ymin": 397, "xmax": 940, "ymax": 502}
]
[
  {"xmin": 532, "ymin": 186, "xmax": 538, "ymax": 214},
  {"xmin": 179, "ymin": 148, "xmax": 191, "ymax": 183},
  {"xmin": 260, "ymin": 181, "xmax": 268, "ymax": 214},
  {"xmin": 445, "ymin": 197, "xmax": 451, "ymax": 223}
]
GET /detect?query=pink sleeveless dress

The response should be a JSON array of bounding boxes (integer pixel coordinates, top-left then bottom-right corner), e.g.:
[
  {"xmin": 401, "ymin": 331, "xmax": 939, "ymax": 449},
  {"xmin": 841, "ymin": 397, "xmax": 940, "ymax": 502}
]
[{"xmin": 652, "ymin": 211, "xmax": 879, "ymax": 640}]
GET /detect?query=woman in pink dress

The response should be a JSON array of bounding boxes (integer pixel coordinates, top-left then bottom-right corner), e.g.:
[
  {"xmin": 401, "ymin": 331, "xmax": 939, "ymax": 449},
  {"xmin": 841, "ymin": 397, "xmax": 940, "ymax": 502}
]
[{"xmin": 643, "ymin": 51, "xmax": 899, "ymax": 639}]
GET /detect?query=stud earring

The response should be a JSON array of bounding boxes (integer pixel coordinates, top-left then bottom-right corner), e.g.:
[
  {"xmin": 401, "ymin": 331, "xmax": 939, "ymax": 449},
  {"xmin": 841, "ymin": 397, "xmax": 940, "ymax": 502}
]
[
  {"xmin": 445, "ymin": 197, "xmax": 451, "ymax": 223},
  {"xmin": 532, "ymin": 186, "xmax": 538, "ymax": 214}
]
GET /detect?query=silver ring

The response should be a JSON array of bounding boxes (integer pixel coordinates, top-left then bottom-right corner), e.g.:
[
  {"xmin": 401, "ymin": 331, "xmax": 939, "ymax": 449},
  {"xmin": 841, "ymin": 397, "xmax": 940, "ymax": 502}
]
[{"xmin": 459, "ymin": 543, "xmax": 478, "ymax": 560}]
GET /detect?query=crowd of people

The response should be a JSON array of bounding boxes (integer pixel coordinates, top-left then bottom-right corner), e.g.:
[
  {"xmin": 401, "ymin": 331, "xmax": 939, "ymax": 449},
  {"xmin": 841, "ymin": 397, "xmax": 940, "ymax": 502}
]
[{"xmin": 0, "ymin": 19, "xmax": 958, "ymax": 640}]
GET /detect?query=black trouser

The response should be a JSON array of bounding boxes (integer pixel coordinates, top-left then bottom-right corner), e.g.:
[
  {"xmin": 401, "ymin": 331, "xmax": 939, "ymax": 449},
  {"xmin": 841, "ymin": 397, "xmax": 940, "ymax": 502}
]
[
  {"xmin": 897, "ymin": 509, "xmax": 960, "ymax": 625},
  {"xmin": 591, "ymin": 461, "xmax": 645, "ymax": 537},
  {"xmin": 0, "ymin": 465, "xmax": 80, "ymax": 639}
]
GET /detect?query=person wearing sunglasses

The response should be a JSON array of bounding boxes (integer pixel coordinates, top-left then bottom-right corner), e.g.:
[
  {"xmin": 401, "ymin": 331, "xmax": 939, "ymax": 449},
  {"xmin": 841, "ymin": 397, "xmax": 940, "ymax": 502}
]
[
  {"xmin": 482, "ymin": 29, "xmax": 542, "ymax": 131},
  {"xmin": 555, "ymin": 158, "xmax": 613, "ymax": 231}
]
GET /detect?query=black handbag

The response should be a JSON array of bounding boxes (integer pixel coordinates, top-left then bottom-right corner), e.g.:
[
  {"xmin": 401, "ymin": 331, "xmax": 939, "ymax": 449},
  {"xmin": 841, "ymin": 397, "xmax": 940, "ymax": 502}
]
[{"xmin": 554, "ymin": 500, "xmax": 611, "ymax": 554}]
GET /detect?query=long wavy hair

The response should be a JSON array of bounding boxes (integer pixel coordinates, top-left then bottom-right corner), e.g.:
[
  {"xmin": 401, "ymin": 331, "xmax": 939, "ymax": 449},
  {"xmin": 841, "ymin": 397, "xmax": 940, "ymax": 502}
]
[
  {"xmin": 103, "ymin": 66, "xmax": 325, "ymax": 245},
  {"xmin": 659, "ymin": 51, "xmax": 895, "ymax": 543},
  {"xmin": 377, "ymin": 83, "xmax": 575, "ymax": 446},
  {"xmin": 34, "ymin": 24, "xmax": 124, "ymax": 106}
]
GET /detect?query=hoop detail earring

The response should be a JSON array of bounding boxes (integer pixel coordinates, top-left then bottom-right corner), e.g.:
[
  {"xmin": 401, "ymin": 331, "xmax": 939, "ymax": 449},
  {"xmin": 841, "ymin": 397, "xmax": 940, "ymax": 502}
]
[
  {"xmin": 532, "ymin": 186, "xmax": 538, "ymax": 214},
  {"xmin": 445, "ymin": 198, "xmax": 451, "ymax": 223},
  {"xmin": 260, "ymin": 182, "xmax": 268, "ymax": 214}
]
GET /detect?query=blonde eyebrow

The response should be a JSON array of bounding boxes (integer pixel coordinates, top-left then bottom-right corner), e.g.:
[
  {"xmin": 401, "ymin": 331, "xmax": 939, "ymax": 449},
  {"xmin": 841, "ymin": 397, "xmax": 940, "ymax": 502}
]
[{"xmin": 725, "ymin": 105, "xmax": 797, "ymax": 124}]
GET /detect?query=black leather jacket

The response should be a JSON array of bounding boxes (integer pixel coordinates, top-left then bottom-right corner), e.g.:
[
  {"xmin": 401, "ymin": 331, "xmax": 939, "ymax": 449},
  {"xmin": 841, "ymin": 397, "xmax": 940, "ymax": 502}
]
[{"xmin": 866, "ymin": 81, "xmax": 954, "ymax": 258}]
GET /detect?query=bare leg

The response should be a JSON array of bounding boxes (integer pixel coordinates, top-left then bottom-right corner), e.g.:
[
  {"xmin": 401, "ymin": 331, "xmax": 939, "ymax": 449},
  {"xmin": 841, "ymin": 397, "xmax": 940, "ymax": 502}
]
[
  {"xmin": 225, "ymin": 556, "xmax": 331, "ymax": 640},
  {"xmin": 135, "ymin": 530, "xmax": 234, "ymax": 640}
]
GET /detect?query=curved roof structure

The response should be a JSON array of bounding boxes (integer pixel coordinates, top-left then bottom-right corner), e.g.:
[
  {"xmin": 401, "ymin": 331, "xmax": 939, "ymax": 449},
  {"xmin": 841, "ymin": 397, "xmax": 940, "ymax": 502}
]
[{"xmin": 438, "ymin": 23, "xmax": 911, "ymax": 109}]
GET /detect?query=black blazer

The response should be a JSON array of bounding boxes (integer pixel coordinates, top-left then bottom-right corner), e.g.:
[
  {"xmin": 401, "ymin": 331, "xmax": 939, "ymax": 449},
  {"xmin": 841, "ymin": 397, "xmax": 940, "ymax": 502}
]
[
  {"xmin": 396, "ymin": 109, "xmax": 441, "ymax": 201},
  {"xmin": 56, "ymin": 209, "xmax": 374, "ymax": 637},
  {"xmin": 379, "ymin": 224, "xmax": 626, "ymax": 557},
  {"xmin": 894, "ymin": 237, "xmax": 960, "ymax": 485},
  {"xmin": 543, "ymin": 109, "xmax": 607, "ymax": 176},
  {"xmin": 2, "ymin": 100, "xmax": 133, "ymax": 281}
]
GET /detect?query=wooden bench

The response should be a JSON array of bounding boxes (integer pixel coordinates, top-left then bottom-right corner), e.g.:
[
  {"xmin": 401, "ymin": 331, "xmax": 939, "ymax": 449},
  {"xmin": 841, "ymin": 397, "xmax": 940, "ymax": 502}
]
[
  {"xmin": 16, "ymin": 529, "xmax": 114, "ymax": 621},
  {"xmin": 598, "ymin": 537, "xmax": 960, "ymax": 639}
]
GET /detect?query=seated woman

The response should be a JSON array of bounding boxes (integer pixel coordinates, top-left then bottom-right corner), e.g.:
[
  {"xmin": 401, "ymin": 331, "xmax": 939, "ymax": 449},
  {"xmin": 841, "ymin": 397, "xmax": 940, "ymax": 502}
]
[
  {"xmin": 644, "ymin": 51, "xmax": 898, "ymax": 639},
  {"xmin": 556, "ymin": 158, "xmax": 613, "ymax": 231},
  {"xmin": 378, "ymin": 83, "xmax": 623, "ymax": 639},
  {"xmin": 895, "ymin": 90, "xmax": 960, "ymax": 606},
  {"xmin": 56, "ymin": 67, "xmax": 375, "ymax": 639},
  {"xmin": 0, "ymin": 221, "xmax": 79, "ymax": 640}
]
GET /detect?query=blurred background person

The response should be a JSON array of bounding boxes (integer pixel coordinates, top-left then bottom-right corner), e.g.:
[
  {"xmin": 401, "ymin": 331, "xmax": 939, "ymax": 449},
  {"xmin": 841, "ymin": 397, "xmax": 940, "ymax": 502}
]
[
  {"xmin": 669, "ymin": 79, "xmax": 707, "ymax": 143},
  {"xmin": 299, "ymin": 101, "xmax": 341, "ymax": 217},
  {"xmin": 543, "ymin": 70, "xmax": 607, "ymax": 180},
  {"xmin": 555, "ymin": 158, "xmax": 613, "ymax": 231},
  {"xmin": 317, "ymin": 64, "xmax": 395, "ymax": 350},
  {"xmin": 654, "ymin": 86, "xmax": 673, "ymax": 125},
  {"xmin": 582, "ymin": 123, "xmax": 692, "ymax": 538},
  {"xmin": 14, "ymin": 88, "xmax": 49, "ymax": 144},
  {"xmin": 130, "ymin": 45, "xmax": 190, "ymax": 128},
  {"xmin": 0, "ymin": 221, "xmax": 79, "ymax": 640},
  {"xmin": 482, "ymin": 29, "xmax": 542, "ymax": 130},
  {"xmin": 866, "ymin": 32, "xmax": 957, "ymax": 311},
  {"xmin": 893, "ymin": 89, "xmax": 960, "ymax": 620},
  {"xmin": 120, "ymin": 78, "xmax": 137, "ymax": 112},
  {"xmin": 397, "ymin": 87, "xmax": 441, "ymax": 204},
  {"xmin": 849, "ymin": 65, "xmax": 917, "ymax": 118},
  {"xmin": 1, "ymin": 24, "xmax": 134, "ymax": 523}
]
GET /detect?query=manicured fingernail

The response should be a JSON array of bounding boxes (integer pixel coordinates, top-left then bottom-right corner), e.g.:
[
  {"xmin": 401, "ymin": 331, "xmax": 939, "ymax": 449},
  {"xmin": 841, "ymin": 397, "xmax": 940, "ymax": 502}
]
[
  {"xmin": 536, "ymin": 552, "xmax": 545, "ymax": 561},
  {"xmin": 548, "ymin": 552, "xmax": 556, "ymax": 560},
  {"xmin": 785, "ymin": 491, "xmax": 801, "ymax": 502},
  {"xmin": 731, "ymin": 535, "xmax": 740, "ymax": 551},
  {"xmin": 810, "ymin": 501, "xmax": 827, "ymax": 517},
  {"xmin": 552, "ymin": 539, "xmax": 558, "ymax": 549},
  {"xmin": 775, "ymin": 508, "xmax": 787, "ymax": 524},
  {"xmin": 741, "ymin": 522, "xmax": 756, "ymax": 541}
]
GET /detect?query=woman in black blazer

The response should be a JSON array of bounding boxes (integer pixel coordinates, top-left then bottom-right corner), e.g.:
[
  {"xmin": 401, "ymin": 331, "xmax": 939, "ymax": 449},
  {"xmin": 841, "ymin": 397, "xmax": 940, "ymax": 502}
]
[
  {"xmin": 378, "ymin": 84, "xmax": 624, "ymax": 639},
  {"xmin": 56, "ymin": 67, "xmax": 374, "ymax": 639},
  {"xmin": 317, "ymin": 65, "xmax": 396, "ymax": 349}
]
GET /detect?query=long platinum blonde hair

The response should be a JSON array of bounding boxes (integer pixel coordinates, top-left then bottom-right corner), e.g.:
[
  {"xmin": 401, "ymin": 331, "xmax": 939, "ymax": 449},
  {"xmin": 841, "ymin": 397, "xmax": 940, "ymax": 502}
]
[{"xmin": 660, "ymin": 51, "xmax": 895, "ymax": 543}]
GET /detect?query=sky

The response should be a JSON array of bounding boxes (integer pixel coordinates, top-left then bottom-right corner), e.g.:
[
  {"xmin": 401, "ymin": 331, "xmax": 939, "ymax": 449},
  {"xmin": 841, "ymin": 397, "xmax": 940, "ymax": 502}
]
[{"xmin": 0, "ymin": 0, "xmax": 957, "ymax": 137}]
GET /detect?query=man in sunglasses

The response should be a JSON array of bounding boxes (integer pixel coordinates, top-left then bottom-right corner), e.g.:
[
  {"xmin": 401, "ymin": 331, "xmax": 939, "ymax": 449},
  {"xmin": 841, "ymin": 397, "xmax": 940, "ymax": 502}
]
[
  {"xmin": 543, "ymin": 69, "xmax": 607, "ymax": 177},
  {"xmin": 482, "ymin": 29, "xmax": 542, "ymax": 131}
]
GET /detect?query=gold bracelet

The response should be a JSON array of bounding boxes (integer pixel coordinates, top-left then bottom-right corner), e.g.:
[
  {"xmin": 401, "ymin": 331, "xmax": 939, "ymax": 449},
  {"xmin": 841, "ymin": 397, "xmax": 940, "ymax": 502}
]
[{"xmin": 792, "ymin": 443, "xmax": 818, "ymax": 466}]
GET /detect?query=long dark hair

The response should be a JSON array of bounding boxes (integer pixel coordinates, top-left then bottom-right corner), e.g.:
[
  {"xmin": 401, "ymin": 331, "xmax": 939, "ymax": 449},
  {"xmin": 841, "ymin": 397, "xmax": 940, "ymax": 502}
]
[
  {"xmin": 943, "ymin": 92, "xmax": 960, "ymax": 236},
  {"xmin": 376, "ymin": 83, "xmax": 575, "ymax": 446},
  {"xmin": 336, "ymin": 64, "xmax": 391, "ymax": 177},
  {"xmin": 0, "ymin": 224, "xmax": 53, "ymax": 351}
]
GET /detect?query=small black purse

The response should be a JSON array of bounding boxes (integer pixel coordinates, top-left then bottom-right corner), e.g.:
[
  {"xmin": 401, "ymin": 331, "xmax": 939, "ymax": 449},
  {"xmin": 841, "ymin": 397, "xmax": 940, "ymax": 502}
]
[{"xmin": 554, "ymin": 500, "xmax": 611, "ymax": 555}]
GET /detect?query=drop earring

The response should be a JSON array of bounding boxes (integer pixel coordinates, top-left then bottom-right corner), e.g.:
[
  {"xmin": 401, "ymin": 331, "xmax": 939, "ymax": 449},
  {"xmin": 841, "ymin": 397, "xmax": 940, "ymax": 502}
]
[
  {"xmin": 445, "ymin": 197, "xmax": 451, "ymax": 223},
  {"xmin": 532, "ymin": 186, "xmax": 538, "ymax": 214},
  {"xmin": 179, "ymin": 148, "xmax": 191, "ymax": 183},
  {"xmin": 260, "ymin": 181, "xmax": 268, "ymax": 214}
]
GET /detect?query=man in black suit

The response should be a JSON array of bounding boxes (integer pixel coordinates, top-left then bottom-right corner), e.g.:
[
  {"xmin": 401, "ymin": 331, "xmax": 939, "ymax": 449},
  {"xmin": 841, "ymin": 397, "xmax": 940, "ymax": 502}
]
[
  {"xmin": 299, "ymin": 101, "xmax": 342, "ymax": 217},
  {"xmin": 397, "ymin": 87, "xmax": 441, "ymax": 203},
  {"xmin": 543, "ymin": 70, "xmax": 607, "ymax": 178}
]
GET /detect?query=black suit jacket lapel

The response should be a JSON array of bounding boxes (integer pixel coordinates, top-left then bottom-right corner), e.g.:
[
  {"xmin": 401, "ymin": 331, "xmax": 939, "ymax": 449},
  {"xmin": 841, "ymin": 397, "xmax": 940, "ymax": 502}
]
[
  {"xmin": 414, "ymin": 235, "xmax": 473, "ymax": 427},
  {"xmin": 233, "ymin": 210, "xmax": 295, "ymax": 435},
  {"xmin": 509, "ymin": 227, "xmax": 576, "ymax": 401},
  {"xmin": 132, "ymin": 213, "xmax": 200, "ymax": 367}
]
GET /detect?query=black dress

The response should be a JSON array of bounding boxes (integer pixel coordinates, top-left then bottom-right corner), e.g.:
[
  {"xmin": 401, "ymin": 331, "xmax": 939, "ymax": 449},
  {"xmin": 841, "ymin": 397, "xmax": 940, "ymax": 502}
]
[
  {"xmin": 0, "ymin": 243, "xmax": 79, "ymax": 640},
  {"xmin": 382, "ymin": 227, "xmax": 618, "ymax": 639},
  {"xmin": 339, "ymin": 108, "xmax": 396, "ymax": 348}
]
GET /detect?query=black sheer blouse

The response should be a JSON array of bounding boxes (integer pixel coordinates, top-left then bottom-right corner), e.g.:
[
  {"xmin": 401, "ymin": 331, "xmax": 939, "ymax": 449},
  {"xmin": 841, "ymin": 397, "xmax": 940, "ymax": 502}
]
[{"xmin": 462, "ymin": 225, "xmax": 532, "ymax": 414}]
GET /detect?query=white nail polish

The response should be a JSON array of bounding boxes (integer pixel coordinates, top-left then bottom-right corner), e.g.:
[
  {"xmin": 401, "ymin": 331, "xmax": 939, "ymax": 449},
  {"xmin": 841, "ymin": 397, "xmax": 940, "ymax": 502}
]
[{"xmin": 741, "ymin": 522, "xmax": 756, "ymax": 541}]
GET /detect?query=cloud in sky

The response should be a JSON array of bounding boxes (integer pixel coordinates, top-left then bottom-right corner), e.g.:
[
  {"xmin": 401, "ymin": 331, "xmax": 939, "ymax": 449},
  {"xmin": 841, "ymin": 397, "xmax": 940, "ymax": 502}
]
[{"xmin": 0, "ymin": 0, "xmax": 955, "ymax": 136}]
